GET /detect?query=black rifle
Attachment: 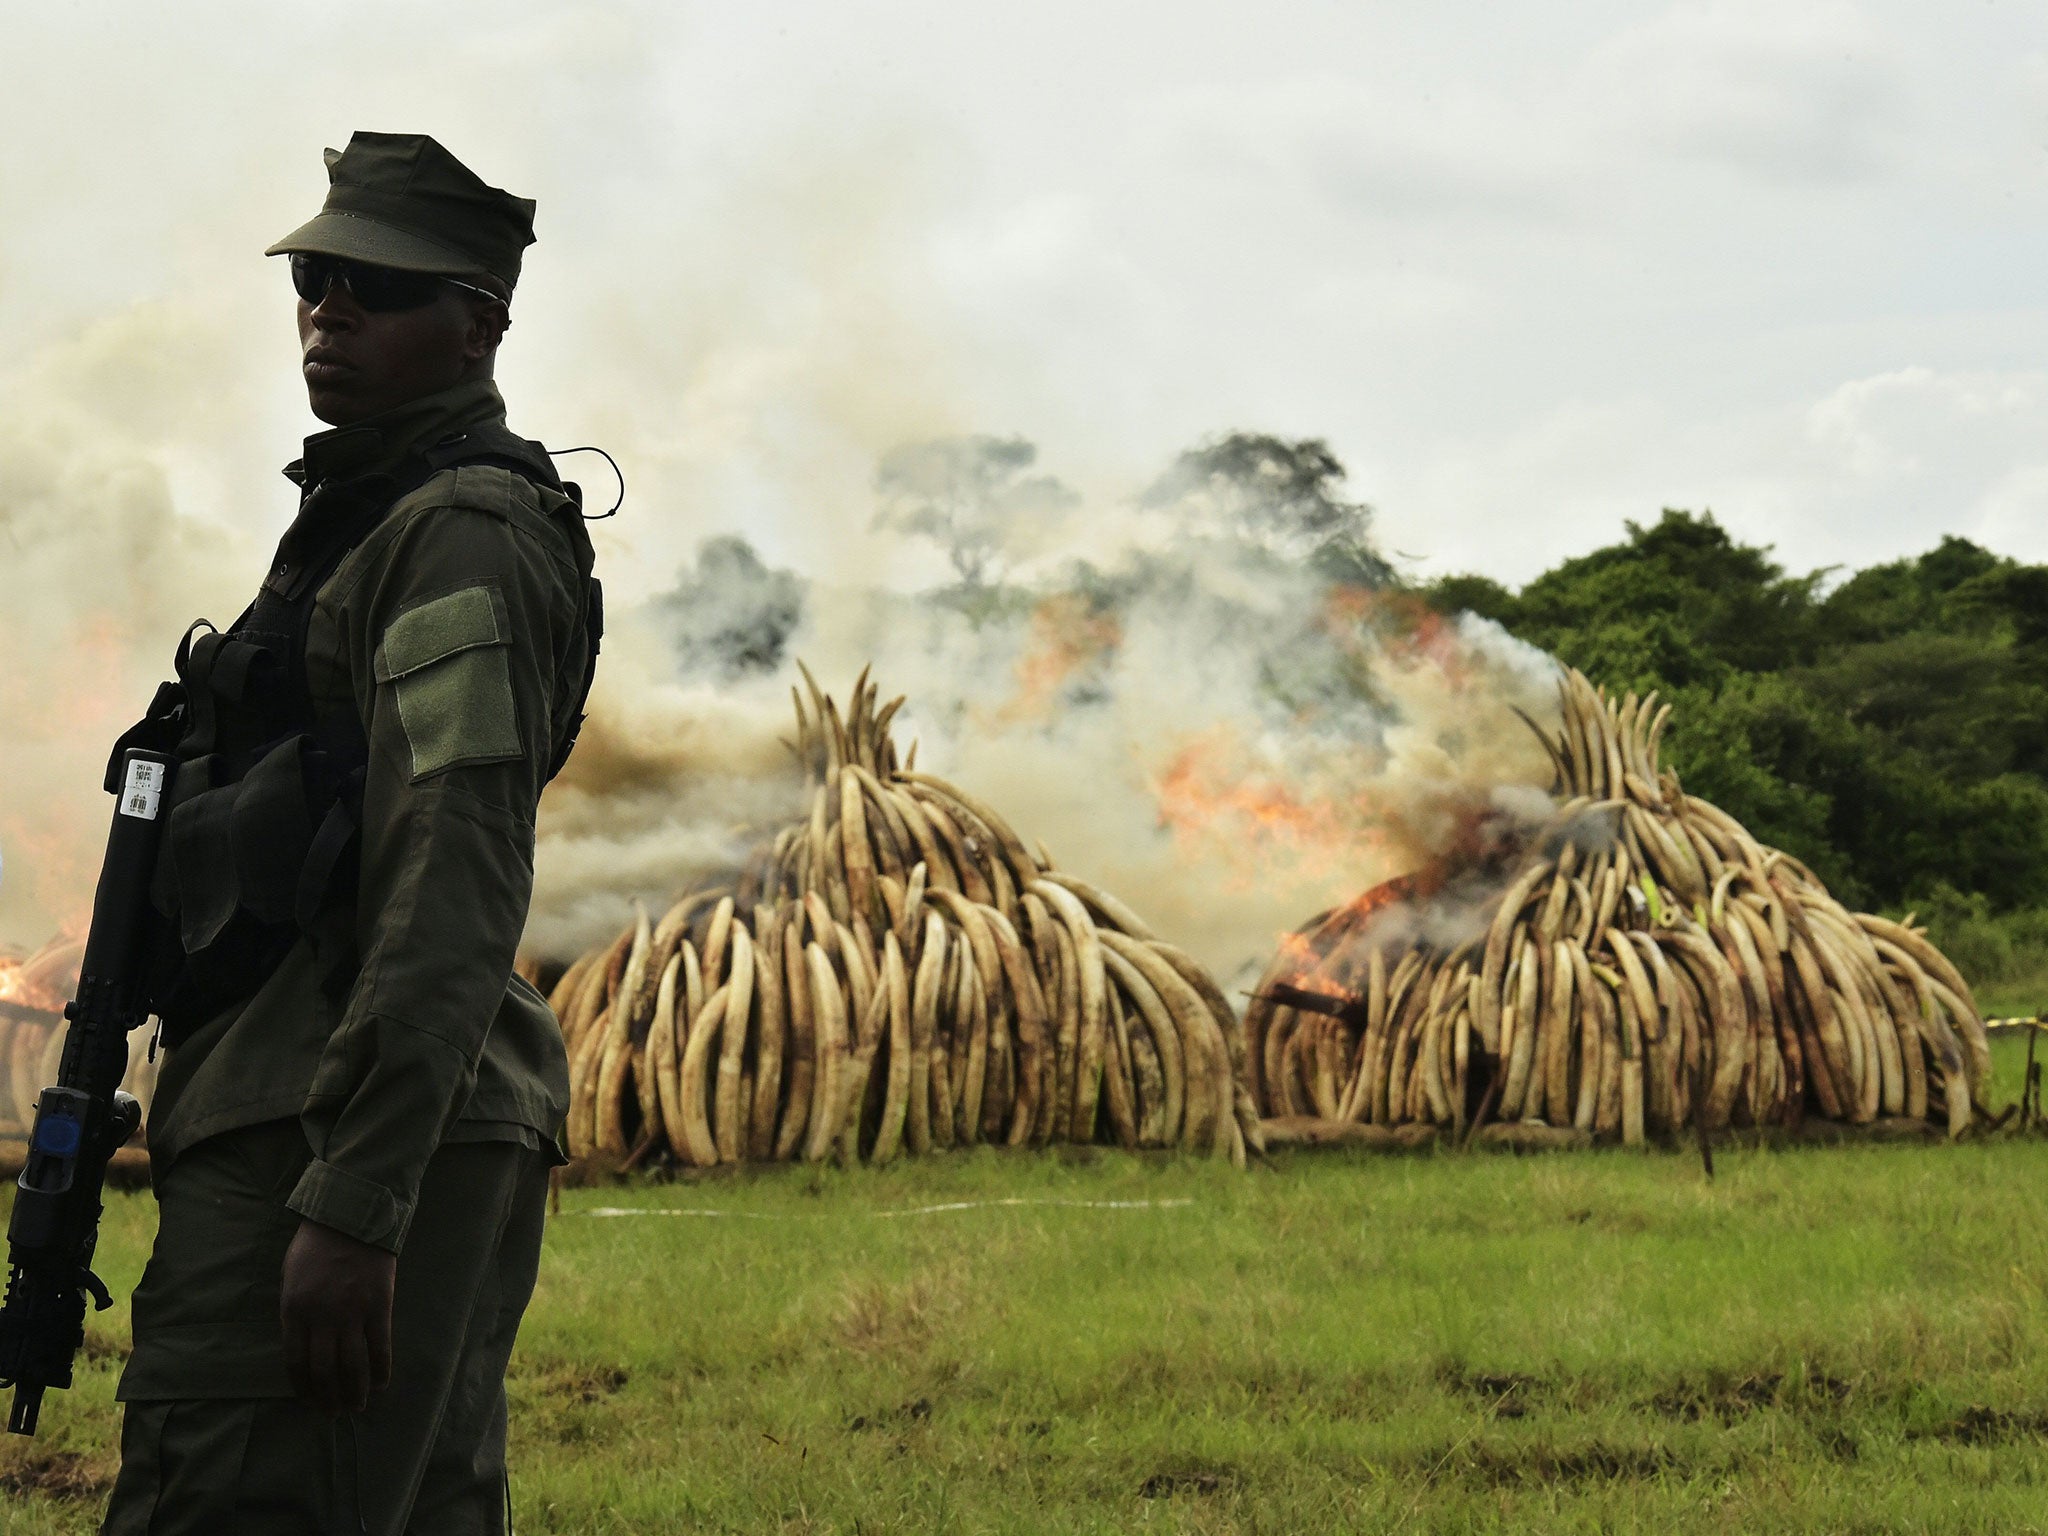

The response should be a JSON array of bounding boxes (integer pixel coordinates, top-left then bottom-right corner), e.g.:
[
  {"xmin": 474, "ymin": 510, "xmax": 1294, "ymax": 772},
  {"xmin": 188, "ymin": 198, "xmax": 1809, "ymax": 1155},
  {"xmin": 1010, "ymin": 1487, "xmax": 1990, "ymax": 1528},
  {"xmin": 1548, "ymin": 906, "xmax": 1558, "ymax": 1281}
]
[{"xmin": 0, "ymin": 747, "xmax": 174, "ymax": 1434}]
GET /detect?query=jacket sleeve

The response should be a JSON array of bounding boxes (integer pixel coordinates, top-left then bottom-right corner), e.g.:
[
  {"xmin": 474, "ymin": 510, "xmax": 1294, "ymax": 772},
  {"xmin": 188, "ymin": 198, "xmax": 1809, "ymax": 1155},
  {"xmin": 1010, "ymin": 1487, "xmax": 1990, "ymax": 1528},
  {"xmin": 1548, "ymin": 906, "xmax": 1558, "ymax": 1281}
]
[{"xmin": 286, "ymin": 482, "xmax": 579, "ymax": 1251}]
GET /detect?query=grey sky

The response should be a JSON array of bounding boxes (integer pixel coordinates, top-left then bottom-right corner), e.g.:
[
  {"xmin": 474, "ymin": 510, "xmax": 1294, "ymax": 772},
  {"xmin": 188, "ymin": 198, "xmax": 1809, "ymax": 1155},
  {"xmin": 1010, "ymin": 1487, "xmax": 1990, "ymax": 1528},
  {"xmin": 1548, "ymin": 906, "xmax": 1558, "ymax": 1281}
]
[{"xmin": 5, "ymin": 0, "xmax": 2047, "ymax": 592}]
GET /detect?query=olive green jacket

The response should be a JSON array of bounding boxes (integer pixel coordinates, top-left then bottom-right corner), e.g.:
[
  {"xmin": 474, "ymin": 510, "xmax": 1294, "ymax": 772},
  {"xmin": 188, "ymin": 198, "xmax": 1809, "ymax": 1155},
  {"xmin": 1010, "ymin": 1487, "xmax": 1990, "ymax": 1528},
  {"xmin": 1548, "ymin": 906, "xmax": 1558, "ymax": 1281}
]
[{"xmin": 144, "ymin": 380, "xmax": 587, "ymax": 1253}]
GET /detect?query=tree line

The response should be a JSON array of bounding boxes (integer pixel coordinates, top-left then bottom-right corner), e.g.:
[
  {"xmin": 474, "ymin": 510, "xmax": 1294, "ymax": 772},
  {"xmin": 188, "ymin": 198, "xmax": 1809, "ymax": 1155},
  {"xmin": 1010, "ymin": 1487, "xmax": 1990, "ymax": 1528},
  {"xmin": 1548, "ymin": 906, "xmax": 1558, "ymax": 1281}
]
[{"xmin": 1426, "ymin": 512, "xmax": 2048, "ymax": 941}]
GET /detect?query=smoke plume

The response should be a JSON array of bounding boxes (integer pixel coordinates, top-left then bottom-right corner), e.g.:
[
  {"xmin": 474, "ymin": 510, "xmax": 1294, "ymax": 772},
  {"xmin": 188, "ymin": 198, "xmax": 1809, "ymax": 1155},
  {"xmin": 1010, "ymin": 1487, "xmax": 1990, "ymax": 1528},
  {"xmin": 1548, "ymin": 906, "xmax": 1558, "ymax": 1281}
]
[
  {"xmin": 530, "ymin": 431, "xmax": 1561, "ymax": 989},
  {"xmin": 0, "ymin": 152, "xmax": 1561, "ymax": 998},
  {"xmin": 0, "ymin": 306, "xmax": 253, "ymax": 947}
]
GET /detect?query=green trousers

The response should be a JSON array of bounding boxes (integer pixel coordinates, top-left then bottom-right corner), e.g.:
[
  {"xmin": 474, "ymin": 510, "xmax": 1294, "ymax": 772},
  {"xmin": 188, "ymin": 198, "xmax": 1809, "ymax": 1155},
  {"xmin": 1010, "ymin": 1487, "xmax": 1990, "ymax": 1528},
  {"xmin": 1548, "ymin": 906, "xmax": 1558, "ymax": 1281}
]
[{"xmin": 101, "ymin": 1121, "xmax": 551, "ymax": 1536}]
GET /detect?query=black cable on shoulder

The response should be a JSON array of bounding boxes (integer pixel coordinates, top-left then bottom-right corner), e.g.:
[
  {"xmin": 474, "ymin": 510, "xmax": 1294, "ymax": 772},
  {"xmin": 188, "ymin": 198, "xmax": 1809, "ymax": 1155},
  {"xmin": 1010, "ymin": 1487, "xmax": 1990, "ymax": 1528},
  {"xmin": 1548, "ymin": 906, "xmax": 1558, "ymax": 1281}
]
[{"xmin": 547, "ymin": 445, "xmax": 625, "ymax": 519}]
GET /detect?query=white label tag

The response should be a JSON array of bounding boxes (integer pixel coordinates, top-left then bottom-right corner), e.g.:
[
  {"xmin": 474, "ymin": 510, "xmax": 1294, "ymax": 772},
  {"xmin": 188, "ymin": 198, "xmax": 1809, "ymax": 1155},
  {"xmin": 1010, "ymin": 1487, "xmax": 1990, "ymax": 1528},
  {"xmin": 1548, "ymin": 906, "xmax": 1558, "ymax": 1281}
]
[{"xmin": 118, "ymin": 759, "xmax": 165, "ymax": 821}]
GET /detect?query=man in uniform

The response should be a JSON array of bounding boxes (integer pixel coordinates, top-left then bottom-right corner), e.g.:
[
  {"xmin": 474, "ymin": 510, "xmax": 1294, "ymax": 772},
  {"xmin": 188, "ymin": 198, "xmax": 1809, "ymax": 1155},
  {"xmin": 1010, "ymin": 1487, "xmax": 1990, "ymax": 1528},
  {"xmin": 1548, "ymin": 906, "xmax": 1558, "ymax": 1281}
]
[{"xmin": 102, "ymin": 132, "xmax": 598, "ymax": 1534}]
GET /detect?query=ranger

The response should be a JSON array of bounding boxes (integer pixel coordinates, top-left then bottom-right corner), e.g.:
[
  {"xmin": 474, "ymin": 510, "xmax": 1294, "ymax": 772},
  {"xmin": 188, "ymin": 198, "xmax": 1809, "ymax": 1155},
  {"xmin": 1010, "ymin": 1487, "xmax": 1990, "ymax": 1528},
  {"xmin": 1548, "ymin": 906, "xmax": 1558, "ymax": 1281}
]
[{"xmin": 101, "ymin": 132, "xmax": 599, "ymax": 1533}]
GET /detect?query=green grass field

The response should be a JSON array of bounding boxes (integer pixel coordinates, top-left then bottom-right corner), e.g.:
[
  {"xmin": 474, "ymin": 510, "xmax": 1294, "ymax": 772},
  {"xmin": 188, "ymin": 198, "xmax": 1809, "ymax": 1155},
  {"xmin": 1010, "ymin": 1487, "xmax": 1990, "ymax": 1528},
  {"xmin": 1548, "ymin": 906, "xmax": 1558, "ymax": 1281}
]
[{"xmin": 2, "ymin": 1034, "xmax": 2042, "ymax": 1534}]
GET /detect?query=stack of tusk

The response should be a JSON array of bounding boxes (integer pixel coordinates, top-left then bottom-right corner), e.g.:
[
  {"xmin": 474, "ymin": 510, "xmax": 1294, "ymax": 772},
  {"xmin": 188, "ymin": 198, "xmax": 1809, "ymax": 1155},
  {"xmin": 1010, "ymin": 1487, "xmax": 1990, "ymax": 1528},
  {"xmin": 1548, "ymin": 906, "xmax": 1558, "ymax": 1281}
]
[
  {"xmin": 0, "ymin": 1010, "xmax": 65, "ymax": 1139},
  {"xmin": 0, "ymin": 937, "xmax": 141, "ymax": 1142},
  {"xmin": 0, "ymin": 935, "xmax": 162, "ymax": 1143},
  {"xmin": 1245, "ymin": 667, "xmax": 1992, "ymax": 1144},
  {"xmin": 550, "ymin": 665, "xmax": 1263, "ymax": 1170}
]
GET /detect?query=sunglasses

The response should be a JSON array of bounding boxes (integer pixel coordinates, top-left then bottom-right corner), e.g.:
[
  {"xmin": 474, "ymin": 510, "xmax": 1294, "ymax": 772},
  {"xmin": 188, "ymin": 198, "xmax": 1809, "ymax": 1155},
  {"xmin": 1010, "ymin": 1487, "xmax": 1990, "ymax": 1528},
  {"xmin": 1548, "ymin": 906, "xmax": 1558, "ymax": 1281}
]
[{"xmin": 289, "ymin": 253, "xmax": 500, "ymax": 312}]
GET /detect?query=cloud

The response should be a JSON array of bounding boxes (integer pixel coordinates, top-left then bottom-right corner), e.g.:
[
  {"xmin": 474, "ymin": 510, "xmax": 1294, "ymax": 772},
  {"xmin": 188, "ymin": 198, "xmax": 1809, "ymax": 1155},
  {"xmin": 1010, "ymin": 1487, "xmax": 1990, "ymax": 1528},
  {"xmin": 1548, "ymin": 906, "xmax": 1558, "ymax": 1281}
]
[
  {"xmin": 1589, "ymin": 0, "xmax": 1909, "ymax": 186},
  {"xmin": 1390, "ymin": 362, "xmax": 2048, "ymax": 584},
  {"xmin": 1977, "ymin": 463, "xmax": 2048, "ymax": 564},
  {"xmin": 1804, "ymin": 365, "xmax": 2016, "ymax": 478},
  {"xmin": 1797, "ymin": 366, "xmax": 2048, "ymax": 564},
  {"xmin": 1180, "ymin": 77, "xmax": 1575, "ymax": 226}
]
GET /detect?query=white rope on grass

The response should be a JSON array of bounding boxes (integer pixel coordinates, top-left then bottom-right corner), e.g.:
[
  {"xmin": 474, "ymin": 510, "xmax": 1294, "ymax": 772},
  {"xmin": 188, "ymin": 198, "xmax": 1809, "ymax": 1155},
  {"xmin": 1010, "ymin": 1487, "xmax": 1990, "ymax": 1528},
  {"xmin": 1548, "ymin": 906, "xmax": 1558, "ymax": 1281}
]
[
  {"xmin": 877, "ymin": 1197, "xmax": 1195, "ymax": 1218},
  {"xmin": 571, "ymin": 1196, "xmax": 1197, "ymax": 1220}
]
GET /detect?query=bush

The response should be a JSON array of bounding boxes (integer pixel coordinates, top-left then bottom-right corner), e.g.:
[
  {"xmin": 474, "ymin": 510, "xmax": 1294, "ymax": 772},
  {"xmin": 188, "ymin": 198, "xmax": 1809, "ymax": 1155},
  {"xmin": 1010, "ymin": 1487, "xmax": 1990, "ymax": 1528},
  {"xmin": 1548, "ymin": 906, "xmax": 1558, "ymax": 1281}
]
[{"xmin": 1907, "ymin": 884, "xmax": 2048, "ymax": 1014}]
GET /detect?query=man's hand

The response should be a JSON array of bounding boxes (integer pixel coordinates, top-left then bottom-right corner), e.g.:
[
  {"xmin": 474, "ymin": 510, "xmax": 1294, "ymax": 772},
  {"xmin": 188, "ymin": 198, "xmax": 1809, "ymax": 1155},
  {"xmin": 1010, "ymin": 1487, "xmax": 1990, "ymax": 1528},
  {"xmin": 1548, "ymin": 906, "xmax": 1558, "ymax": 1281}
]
[{"xmin": 281, "ymin": 1218, "xmax": 396, "ymax": 1415}]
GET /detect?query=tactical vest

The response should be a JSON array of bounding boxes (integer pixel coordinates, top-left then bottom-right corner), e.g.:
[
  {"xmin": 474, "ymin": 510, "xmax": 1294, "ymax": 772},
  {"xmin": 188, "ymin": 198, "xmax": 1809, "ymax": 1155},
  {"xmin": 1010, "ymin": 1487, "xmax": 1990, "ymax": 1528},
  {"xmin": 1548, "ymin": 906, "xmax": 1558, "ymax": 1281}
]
[{"xmin": 109, "ymin": 423, "xmax": 603, "ymax": 1044}]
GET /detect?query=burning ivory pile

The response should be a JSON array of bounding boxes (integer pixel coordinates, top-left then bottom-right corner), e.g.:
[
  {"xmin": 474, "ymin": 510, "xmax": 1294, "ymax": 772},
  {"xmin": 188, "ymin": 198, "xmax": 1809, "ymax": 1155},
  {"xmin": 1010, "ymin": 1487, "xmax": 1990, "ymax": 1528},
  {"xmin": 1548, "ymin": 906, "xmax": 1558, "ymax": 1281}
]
[
  {"xmin": 0, "ymin": 935, "xmax": 158, "ymax": 1142},
  {"xmin": 1247, "ymin": 667, "xmax": 1992, "ymax": 1143},
  {"xmin": 551, "ymin": 669, "xmax": 1263, "ymax": 1169}
]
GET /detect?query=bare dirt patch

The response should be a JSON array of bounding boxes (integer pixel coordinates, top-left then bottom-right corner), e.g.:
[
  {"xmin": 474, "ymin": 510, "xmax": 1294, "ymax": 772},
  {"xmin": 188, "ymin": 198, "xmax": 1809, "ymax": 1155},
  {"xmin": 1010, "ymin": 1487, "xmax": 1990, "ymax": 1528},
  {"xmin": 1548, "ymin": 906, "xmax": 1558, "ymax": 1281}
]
[
  {"xmin": 846, "ymin": 1397, "xmax": 932, "ymax": 1433},
  {"xmin": 1139, "ymin": 1461, "xmax": 1240, "ymax": 1498},
  {"xmin": 539, "ymin": 1364, "xmax": 631, "ymax": 1403},
  {"xmin": 1442, "ymin": 1367, "xmax": 1543, "ymax": 1419},
  {"xmin": 0, "ymin": 1447, "xmax": 113, "ymax": 1501},
  {"xmin": 1910, "ymin": 1406, "xmax": 2048, "ymax": 1445},
  {"xmin": 1648, "ymin": 1371, "xmax": 1851, "ymax": 1423},
  {"xmin": 1446, "ymin": 1443, "xmax": 1681, "ymax": 1487}
]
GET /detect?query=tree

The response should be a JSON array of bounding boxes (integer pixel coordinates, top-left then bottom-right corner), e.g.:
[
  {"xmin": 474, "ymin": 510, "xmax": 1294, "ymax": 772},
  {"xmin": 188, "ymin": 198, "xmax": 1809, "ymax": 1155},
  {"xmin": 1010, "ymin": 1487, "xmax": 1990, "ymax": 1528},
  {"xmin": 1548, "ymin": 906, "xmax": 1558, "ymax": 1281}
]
[
  {"xmin": 1142, "ymin": 433, "xmax": 1394, "ymax": 587},
  {"xmin": 1425, "ymin": 516, "xmax": 2048, "ymax": 915},
  {"xmin": 653, "ymin": 536, "xmax": 805, "ymax": 680},
  {"xmin": 1507, "ymin": 510, "xmax": 1821, "ymax": 676},
  {"xmin": 873, "ymin": 435, "xmax": 1077, "ymax": 587}
]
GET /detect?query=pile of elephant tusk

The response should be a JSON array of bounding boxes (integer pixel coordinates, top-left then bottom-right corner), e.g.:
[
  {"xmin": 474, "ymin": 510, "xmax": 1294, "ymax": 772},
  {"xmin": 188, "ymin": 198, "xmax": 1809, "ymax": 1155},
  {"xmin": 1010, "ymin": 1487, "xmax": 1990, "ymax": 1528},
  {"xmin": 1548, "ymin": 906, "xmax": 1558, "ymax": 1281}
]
[
  {"xmin": 1246, "ymin": 667, "xmax": 1993, "ymax": 1144},
  {"xmin": 0, "ymin": 936, "xmax": 157, "ymax": 1140},
  {"xmin": 549, "ymin": 668, "xmax": 1264, "ymax": 1169}
]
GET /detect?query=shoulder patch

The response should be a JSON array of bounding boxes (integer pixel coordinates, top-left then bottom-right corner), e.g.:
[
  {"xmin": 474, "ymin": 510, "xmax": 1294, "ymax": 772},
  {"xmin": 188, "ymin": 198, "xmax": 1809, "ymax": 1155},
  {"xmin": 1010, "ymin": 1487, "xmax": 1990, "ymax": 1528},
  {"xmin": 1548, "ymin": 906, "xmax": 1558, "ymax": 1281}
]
[
  {"xmin": 373, "ymin": 585, "xmax": 522, "ymax": 780},
  {"xmin": 375, "ymin": 584, "xmax": 505, "ymax": 682}
]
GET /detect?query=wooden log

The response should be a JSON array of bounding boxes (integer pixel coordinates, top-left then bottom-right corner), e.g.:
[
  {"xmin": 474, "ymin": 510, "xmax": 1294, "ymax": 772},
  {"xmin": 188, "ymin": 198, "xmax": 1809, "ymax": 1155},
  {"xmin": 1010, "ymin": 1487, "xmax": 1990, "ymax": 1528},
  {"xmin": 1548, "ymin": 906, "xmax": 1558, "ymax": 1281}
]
[
  {"xmin": 1257, "ymin": 1117, "xmax": 1439, "ymax": 1151},
  {"xmin": 1473, "ymin": 1122, "xmax": 1593, "ymax": 1152}
]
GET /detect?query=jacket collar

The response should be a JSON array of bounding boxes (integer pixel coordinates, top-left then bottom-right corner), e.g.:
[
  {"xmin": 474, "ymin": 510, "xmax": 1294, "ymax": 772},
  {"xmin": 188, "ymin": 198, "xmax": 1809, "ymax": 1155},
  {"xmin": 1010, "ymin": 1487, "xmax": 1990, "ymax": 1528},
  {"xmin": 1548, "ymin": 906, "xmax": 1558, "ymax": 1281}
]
[{"xmin": 283, "ymin": 378, "xmax": 509, "ymax": 493}]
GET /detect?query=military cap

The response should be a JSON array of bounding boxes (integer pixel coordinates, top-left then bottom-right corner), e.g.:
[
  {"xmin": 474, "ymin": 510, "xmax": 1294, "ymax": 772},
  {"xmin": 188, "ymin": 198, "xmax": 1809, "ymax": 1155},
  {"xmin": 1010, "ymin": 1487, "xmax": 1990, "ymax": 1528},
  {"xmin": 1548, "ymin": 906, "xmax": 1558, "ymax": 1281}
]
[{"xmin": 265, "ymin": 131, "xmax": 536, "ymax": 293}]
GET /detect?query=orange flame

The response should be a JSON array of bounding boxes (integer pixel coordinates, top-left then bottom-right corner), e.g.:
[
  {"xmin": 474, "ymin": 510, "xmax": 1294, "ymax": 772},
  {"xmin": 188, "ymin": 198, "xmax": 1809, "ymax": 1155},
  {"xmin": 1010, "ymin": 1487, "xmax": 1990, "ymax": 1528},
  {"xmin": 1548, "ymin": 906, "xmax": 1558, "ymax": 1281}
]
[
  {"xmin": 0, "ymin": 934, "xmax": 80, "ymax": 1018},
  {"xmin": 2, "ymin": 816, "xmax": 95, "ymax": 941},
  {"xmin": 1152, "ymin": 727, "xmax": 1396, "ymax": 894},
  {"xmin": 1269, "ymin": 866, "xmax": 1440, "ymax": 999},
  {"xmin": 1, "ymin": 613, "xmax": 136, "ymax": 944},
  {"xmin": 1262, "ymin": 790, "xmax": 1518, "ymax": 1001},
  {"xmin": 1157, "ymin": 736, "xmax": 1354, "ymax": 848},
  {"xmin": 997, "ymin": 593, "xmax": 1122, "ymax": 725},
  {"xmin": 1318, "ymin": 585, "xmax": 1475, "ymax": 690}
]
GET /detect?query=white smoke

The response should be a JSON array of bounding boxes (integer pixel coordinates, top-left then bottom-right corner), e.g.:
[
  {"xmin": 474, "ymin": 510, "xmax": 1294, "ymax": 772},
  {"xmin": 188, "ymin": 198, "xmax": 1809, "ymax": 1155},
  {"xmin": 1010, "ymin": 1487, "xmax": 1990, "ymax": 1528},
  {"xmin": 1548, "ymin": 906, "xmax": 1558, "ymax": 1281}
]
[
  {"xmin": 0, "ymin": 305, "xmax": 255, "ymax": 944},
  {"xmin": 0, "ymin": 119, "xmax": 1562, "ymax": 994},
  {"xmin": 530, "ymin": 434, "xmax": 1562, "ymax": 987},
  {"xmin": 0, "ymin": 320, "xmax": 1561, "ymax": 990}
]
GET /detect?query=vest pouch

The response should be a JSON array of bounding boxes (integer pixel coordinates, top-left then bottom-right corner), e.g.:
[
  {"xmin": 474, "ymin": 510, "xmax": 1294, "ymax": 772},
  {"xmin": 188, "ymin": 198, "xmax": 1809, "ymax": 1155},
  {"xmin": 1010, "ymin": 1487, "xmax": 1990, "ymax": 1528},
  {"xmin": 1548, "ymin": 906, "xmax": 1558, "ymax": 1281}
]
[
  {"xmin": 162, "ymin": 737, "xmax": 321, "ymax": 948},
  {"xmin": 147, "ymin": 734, "xmax": 363, "ymax": 1047},
  {"xmin": 175, "ymin": 630, "xmax": 284, "ymax": 763}
]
